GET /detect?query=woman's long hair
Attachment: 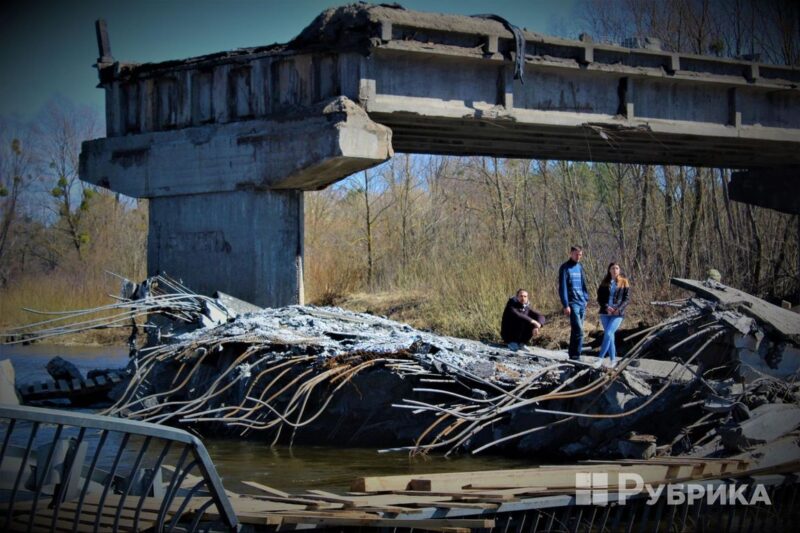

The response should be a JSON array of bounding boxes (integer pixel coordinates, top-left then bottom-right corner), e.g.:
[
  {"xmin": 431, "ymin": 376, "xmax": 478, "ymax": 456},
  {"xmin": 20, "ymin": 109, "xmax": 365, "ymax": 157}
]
[{"xmin": 600, "ymin": 262, "xmax": 629, "ymax": 288}]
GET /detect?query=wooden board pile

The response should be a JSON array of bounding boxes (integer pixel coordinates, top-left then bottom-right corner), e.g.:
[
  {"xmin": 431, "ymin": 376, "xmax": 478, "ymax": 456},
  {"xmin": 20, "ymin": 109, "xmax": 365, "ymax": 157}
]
[{"xmin": 199, "ymin": 454, "xmax": 799, "ymax": 531}]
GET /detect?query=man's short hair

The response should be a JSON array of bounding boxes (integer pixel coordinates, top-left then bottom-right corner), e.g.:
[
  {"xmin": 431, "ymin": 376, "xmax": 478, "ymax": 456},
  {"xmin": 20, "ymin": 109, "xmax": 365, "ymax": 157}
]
[
  {"xmin": 516, "ymin": 288, "xmax": 528, "ymax": 296},
  {"xmin": 570, "ymin": 245, "xmax": 583, "ymax": 252}
]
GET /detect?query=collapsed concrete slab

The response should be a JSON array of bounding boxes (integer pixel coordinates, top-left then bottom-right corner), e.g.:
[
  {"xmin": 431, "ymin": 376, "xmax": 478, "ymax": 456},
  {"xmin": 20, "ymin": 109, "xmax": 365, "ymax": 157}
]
[
  {"xmin": 671, "ymin": 278, "xmax": 800, "ymax": 343},
  {"xmin": 4, "ymin": 276, "xmax": 799, "ymax": 464},
  {"xmin": 670, "ymin": 278, "xmax": 800, "ymax": 381},
  {"xmin": 719, "ymin": 403, "xmax": 800, "ymax": 452},
  {"xmin": 99, "ymin": 302, "xmax": 702, "ymax": 458}
]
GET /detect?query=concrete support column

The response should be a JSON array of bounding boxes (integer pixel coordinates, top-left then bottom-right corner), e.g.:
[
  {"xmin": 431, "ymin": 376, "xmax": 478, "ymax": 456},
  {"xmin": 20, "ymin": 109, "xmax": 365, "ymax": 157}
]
[
  {"xmin": 81, "ymin": 96, "xmax": 392, "ymax": 306},
  {"xmin": 148, "ymin": 190, "xmax": 304, "ymax": 307}
]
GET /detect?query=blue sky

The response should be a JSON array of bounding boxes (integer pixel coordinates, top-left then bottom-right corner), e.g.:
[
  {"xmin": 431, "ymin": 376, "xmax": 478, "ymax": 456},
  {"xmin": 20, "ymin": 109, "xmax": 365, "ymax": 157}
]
[{"xmin": 0, "ymin": 0, "xmax": 580, "ymax": 121}]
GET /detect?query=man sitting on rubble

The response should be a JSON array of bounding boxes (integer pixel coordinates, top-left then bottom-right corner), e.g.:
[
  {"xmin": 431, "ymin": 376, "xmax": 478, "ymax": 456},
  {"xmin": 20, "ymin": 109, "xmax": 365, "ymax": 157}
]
[{"xmin": 501, "ymin": 289, "xmax": 546, "ymax": 352}]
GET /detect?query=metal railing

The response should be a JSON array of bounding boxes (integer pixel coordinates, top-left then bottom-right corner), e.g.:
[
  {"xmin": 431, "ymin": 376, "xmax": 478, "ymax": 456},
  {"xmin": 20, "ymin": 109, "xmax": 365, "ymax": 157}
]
[{"xmin": 0, "ymin": 405, "xmax": 238, "ymax": 532}]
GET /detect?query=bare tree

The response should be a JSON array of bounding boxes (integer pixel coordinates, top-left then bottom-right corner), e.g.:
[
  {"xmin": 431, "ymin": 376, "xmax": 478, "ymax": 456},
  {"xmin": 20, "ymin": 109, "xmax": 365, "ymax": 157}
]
[
  {"xmin": 351, "ymin": 170, "xmax": 393, "ymax": 288},
  {"xmin": 0, "ymin": 130, "xmax": 35, "ymax": 285},
  {"xmin": 35, "ymin": 101, "xmax": 102, "ymax": 259}
]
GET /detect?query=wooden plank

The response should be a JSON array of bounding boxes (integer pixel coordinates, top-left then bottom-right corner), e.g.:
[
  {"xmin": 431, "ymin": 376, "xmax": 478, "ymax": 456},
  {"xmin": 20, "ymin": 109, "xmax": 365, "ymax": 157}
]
[
  {"xmin": 461, "ymin": 484, "xmax": 549, "ymax": 493},
  {"xmin": 242, "ymin": 480, "xmax": 290, "ymax": 498},
  {"xmin": 210, "ymin": 510, "xmax": 282, "ymax": 526},
  {"xmin": 235, "ymin": 494, "xmax": 340, "ymax": 509},
  {"xmin": 353, "ymin": 468, "xmax": 541, "ymax": 492},
  {"xmin": 390, "ymin": 489, "xmax": 518, "ymax": 499},
  {"xmin": 359, "ymin": 465, "xmax": 688, "ymax": 493},
  {"xmin": 304, "ymin": 489, "xmax": 449, "ymax": 508},
  {"xmin": 545, "ymin": 463, "xmax": 626, "ymax": 469},
  {"xmin": 667, "ymin": 464, "xmax": 696, "ymax": 480},
  {"xmin": 583, "ymin": 457, "xmax": 750, "ymax": 465},
  {"xmin": 421, "ymin": 501, "xmax": 500, "ymax": 510},
  {"xmin": 305, "ymin": 489, "xmax": 357, "ymax": 503},
  {"xmin": 229, "ymin": 495, "xmax": 307, "ymax": 513},
  {"xmin": 6, "ymin": 497, "xmax": 54, "ymax": 512},
  {"xmin": 161, "ymin": 463, "xmax": 221, "ymax": 491},
  {"xmin": 274, "ymin": 513, "xmax": 495, "ymax": 529},
  {"xmin": 697, "ymin": 462, "xmax": 725, "ymax": 477},
  {"xmin": 408, "ymin": 479, "xmax": 432, "ymax": 491},
  {"xmin": 354, "ymin": 464, "xmax": 630, "ymax": 492},
  {"xmin": 357, "ymin": 504, "xmax": 430, "ymax": 513},
  {"xmin": 206, "ymin": 507, "xmax": 381, "ymax": 527},
  {"xmin": 253, "ymin": 488, "xmax": 409, "ymax": 513}
]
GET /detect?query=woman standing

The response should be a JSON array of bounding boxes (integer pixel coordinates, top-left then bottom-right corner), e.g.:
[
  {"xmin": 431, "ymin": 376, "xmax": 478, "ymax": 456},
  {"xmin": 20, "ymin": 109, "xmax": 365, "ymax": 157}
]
[{"xmin": 594, "ymin": 263, "xmax": 630, "ymax": 368}]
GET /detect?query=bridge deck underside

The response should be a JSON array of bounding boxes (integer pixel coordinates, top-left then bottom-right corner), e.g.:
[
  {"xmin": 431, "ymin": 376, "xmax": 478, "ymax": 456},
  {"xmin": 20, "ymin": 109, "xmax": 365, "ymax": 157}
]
[{"xmin": 380, "ymin": 114, "xmax": 798, "ymax": 167}]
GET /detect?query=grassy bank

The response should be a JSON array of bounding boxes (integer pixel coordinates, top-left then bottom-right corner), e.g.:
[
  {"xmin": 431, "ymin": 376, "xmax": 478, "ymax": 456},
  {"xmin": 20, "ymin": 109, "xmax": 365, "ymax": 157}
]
[
  {"xmin": 0, "ymin": 270, "xmax": 134, "ymax": 346},
  {"xmin": 329, "ymin": 290, "xmax": 667, "ymax": 352}
]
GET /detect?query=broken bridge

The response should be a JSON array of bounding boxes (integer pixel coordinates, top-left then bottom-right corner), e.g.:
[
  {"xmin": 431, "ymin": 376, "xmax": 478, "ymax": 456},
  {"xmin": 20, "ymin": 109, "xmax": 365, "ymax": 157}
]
[{"xmin": 80, "ymin": 3, "xmax": 800, "ymax": 306}]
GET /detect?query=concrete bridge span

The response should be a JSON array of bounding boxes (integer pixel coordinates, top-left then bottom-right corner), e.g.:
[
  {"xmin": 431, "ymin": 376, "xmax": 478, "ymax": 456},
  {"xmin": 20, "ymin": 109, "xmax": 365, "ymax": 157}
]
[{"xmin": 80, "ymin": 3, "xmax": 800, "ymax": 306}]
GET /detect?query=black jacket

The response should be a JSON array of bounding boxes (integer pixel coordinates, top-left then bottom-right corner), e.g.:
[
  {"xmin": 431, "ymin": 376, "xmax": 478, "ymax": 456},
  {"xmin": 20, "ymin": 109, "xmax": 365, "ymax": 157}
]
[
  {"xmin": 597, "ymin": 281, "xmax": 631, "ymax": 316},
  {"xmin": 501, "ymin": 297, "xmax": 546, "ymax": 341}
]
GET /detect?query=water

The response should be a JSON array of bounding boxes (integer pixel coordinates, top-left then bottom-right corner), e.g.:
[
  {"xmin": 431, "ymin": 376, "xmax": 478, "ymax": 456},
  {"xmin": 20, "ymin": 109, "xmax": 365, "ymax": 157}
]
[
  {"xmin": 0, "ymin": 344, "xmax": 537, "ymax": 493},
  {"xmin": 204, "ymin": 441, "xmax": 532, "ymax": 493},
  {"xmin": 0, "ymin": 344, "xmax": 129, "ymax": 386}
]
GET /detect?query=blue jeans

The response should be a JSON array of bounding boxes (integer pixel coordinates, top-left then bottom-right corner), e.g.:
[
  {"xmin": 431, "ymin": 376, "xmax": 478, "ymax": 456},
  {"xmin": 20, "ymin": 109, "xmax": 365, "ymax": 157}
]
[
  {"xmin": 599, "ymin": 314, "xmax": 624, "ymax": 360},
  {"xmin": 568, "ymin": 304, "xmax": 586, "ymax": 359}
]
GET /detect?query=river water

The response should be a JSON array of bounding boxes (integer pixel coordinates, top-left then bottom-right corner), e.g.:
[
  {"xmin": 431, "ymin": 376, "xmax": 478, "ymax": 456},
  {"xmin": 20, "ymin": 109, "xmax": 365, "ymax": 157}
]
[{"xmin": 0, "ymin": 344, "xmax": 535, "ymax": 493}]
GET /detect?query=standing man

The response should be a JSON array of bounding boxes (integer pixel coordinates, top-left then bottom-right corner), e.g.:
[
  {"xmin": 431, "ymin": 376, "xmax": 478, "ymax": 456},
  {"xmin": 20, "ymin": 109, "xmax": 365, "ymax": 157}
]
[
  {"xmin": 501, "ymin": 289, "xmax": 546, "ymax": 352},
  {"xmin": 559, "ymin": 246, "xmax": 589, "ymax": 360}
]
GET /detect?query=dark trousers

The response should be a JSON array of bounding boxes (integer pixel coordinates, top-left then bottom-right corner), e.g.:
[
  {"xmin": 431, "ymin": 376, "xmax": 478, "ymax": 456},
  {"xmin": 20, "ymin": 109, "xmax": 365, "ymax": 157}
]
[
  {"xmin": 502, "ymin": 322, "xmax": 535, "ymax": 345},
  {"xmin": 568, "ymin": 304, "xmax": 586, "ymax": 359}
]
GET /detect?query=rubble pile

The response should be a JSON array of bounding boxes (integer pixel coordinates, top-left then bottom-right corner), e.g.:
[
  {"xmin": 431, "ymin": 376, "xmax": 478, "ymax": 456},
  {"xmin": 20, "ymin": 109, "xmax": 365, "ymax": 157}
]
[
  {"xmin": 97, "ymin": 277, "xmax": 798, "ymax": 461},
  {"xmin": 3, "ymin": 276, "xmax": 799, "ymax": 463}
]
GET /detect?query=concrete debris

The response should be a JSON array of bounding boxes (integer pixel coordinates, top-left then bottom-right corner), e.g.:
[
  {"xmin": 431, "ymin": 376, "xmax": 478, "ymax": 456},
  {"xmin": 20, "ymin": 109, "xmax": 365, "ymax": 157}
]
[
  {"xmin": 91, "ymin": 294, "xmax": 715, "ymax": 459},
  {"xmin": 0, "ymin": 359, "xmax": 20, "ymax": 405},
  {"xmin": 620, "ymin": 370, "xmax": 652, "ymax": 396},
  {"xmin": 45, "ymin": 356, "xmax": 82, "ymax": 382},
  {"xmin": 214, "ymin": 291, "xmax": 262, "ymax": 315},
  {"xmin": 671, "ymin": 278, "xmax": 800, "ymax": 343},
  {"xmin": 702, "ymin": 395, "xmax": 739, "ymax": 414},
  {"xmin": 636, "ymin": 278, "xmax": 800, "ymax": 383},
  {"xmin": 719, "ymin": 404, "xmax": 800, "ymax": 452},
  {"xmin": 616, "ymin": 434, "xmax": 658, "ymax": 460},
  {"xmin": 3, "ymin": 276, "xmax": 799, "ymax": 467},
  {"xmin": 89, "ymin": 277, "xmax": 796, "ymax": 461}
]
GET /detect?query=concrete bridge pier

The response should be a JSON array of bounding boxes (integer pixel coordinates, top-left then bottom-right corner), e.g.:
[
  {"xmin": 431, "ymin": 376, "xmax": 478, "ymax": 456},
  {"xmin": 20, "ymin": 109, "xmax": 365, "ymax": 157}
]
[
  {"xmin": 81, "ymin": 97, "xmax": 393, "ymax": 307},
  {"xmin": 148, "ymin": 189, "xmax": 304, "ymax": 307}
]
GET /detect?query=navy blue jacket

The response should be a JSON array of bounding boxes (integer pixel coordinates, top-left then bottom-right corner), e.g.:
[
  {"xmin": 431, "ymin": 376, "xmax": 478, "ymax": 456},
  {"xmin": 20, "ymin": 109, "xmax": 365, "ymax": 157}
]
[{"xmin": 558, "ymin": 259, "xmax": 589, "ymax": 308}]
